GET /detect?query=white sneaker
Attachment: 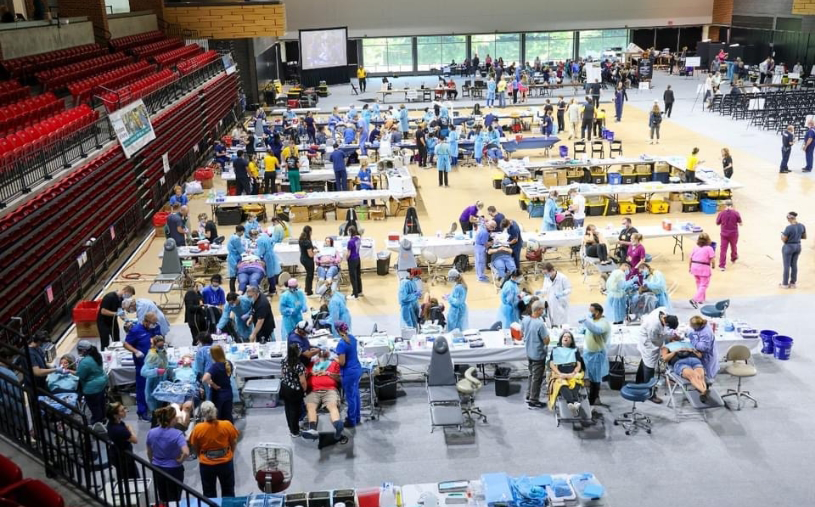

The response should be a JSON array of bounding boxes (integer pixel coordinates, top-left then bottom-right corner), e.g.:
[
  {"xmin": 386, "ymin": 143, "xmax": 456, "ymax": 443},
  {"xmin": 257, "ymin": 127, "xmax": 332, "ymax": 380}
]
[
  {"xmin": 347, "ymin": 295, "xmax": 358, "ymax": 300},
  {"xmin": 568, "ymin": 402, "xmax": 580, "ymax": 417}
]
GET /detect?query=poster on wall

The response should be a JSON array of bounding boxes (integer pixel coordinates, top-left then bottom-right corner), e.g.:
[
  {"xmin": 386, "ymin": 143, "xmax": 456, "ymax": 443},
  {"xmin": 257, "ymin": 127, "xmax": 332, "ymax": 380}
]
[
  {"xmin": 685, "ymin": 56, "xmax": 701, "ymax": 68},
  {"xmin": 109, "ymin": 99, "xmax": 156, "ymax": 159},
  {"xmin": 585, "ymin": 62, "xmax": 601, "ymax": 83}
]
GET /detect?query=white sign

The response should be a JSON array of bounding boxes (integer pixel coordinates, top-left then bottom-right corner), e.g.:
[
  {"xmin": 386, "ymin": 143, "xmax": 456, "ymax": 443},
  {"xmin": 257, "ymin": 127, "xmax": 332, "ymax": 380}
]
[
  {"xmin": 585, "ymin": 62, "xmax": 601, "ymax": 84},
  {"xmin": 685, "ymin": 56, "xmax": 701, "ymax": 67},
  {"xmin": 109, "ymin": 99, "xmax": 156, "ymax": 159},
  {"xmin": 788, "ymin": 72, "xmax": 800, "ymax": 80},
  {"xmin": 162, "ymin": 153, "xmax": 170, "ymax": 173},
  {"xmin": 638, "ymin": 82, "xmax": 650, "ymax": 90}
]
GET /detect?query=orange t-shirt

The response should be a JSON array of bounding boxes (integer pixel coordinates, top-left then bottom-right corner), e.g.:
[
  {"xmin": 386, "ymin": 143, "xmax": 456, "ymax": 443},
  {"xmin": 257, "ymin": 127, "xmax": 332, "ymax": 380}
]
[{"xmin": 190, "ymin": 420, "xmax": 239, "ymax": 465}]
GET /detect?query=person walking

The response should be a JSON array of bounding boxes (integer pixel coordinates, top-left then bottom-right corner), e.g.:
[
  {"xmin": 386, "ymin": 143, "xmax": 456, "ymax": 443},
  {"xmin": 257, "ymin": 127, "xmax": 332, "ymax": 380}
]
[
  {"xmin": 780, "ymin": 125, "xmax": 795, "ymax": 173},
  {"xmin": 566, "ymin": 99, "xmax": 580, "ymax": 140},
  {"xmin": 580, "ymin": 96, "xmax": 594, "ymax": 140},
  {"xmin": 716, "ymin": 200, "xmax": 741, "ymax": 271},
  {"xmin": 522, "ymin": 301, "xmax": 550, "ymax": 409},
  {"xmin": 356, "ymin": 65, "xmax": 367, "ymax": 93},
  {"xmin": 781, "ymin": 211, "xmax": 806, "ymax": 288},
  {"xmin": 648, "ymin": 103, "xmax": 662, "ymax": 144},
  {"xmin": 189, "ymin": 401, "xmax": 239, "ymax": 498},
  {"xmin": 802, "ymin": 119, "xmax": 815, "ymax": 172},
  {"xmin": 689, "ymin": 233, "xmax": 716, "ymax": 308},
  {"xmin": 663, "ymin": 85, "xmax": 675, "ymax": 118}
]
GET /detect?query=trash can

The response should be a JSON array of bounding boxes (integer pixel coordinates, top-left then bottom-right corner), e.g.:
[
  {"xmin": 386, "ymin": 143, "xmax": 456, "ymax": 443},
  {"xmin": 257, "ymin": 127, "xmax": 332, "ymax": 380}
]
[
  {"xmin": 494, "ymin": 366, "xmax": 512, "ymax": 397},
  {"xmin": 759, "ymin": 330, "xmax": 777, "ymax": 354},
  {"xmin": 559, "ymin": 145, "xmax": 569, "ymax": 158},
  {"xmin": 773, "ymin": 335, "xmax": 793, "ymax": 360},
  {"xmin": 376, "ymin": 251, "xmax": 392, "ymax": 276}
]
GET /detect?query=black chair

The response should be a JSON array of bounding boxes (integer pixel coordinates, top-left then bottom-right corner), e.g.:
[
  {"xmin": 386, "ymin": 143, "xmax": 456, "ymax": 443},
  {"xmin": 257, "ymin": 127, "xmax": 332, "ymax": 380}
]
[
  {"xmin": 573, "ymin": 140, "xmax": 587, "ymax": 157},
  {"xmin": 609, "ymin": 140, "xmax": 623, "ymax": 157},
  {"xmin": 427, "ymin": 337, "xmax": 464, "ymax": 433},
  {"xmin": 591, "ymin": 140, "xmax": 605, "ymax": 158}
]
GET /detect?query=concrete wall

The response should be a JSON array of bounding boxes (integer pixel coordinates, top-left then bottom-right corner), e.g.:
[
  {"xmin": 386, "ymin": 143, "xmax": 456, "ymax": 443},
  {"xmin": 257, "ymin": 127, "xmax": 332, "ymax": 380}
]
[
  {"xmin": 284, "ymin": 0, "xmax": 714, "ymax": 39},
  {"xmin": 0, "ymin": 19, "xmax": 94, "ymax": 60},
  {"xmin": 106, "ymin": 0, "xmax": 131, "ymax": 14},
  {"xmin": 793, "ymin": 0, "xmax": 815, "ymax": 15},
  {"xmin": 107, "ymin": 11, "xmax": 157, "ymax": 39}
]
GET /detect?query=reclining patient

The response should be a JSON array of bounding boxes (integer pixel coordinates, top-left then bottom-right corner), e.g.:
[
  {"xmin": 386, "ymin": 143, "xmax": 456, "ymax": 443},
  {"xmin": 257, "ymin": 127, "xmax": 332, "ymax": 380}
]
[
  {"xmin": 661, "ymin": 339, "xmax": 710, "ymax": 402},
  {"xmin": 236, "ymin": 254, "xmax": 266, "ymax": 293},
  {"xmin": 547, "ymin": 331, "xmax": 587, "ymax": 419},
  {"xmin": 302, "ymin": 349, "xmax": 344, "ymax": 441}
]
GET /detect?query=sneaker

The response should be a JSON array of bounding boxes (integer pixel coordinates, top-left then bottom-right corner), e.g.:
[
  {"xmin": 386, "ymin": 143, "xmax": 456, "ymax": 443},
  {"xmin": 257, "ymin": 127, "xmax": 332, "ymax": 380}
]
[
  {"xmin": 780, "ymin": 169, "xmax": 791, "ymax": 173},
  {"xmin": 343, "ymin": 419, "xmax": 356, "ymax": 429},
  {"xmin": 689, "ymin": 299, "xmax": 698, "ymax": 309},
  {"xmin": 302, "ymin": 428, "xmax": 318, "ymax": 440},
  {"xmin": 357, "ymin": 293, "xmax": 364, "ymax": 298},
  {"xmin": 568, "ymin": 402, "xmax": 580, "ymax": 417},
  {"xmin": 138, "ymin": 414, "xmax": 151, "ymax": 423},
  {"xmin": 719, "ymin": 267, "xmax": 726, "ymax": 271},
  {"xmin": 333, "ymin": 420, "xmax": 344, "ymax": 440},
  {"xmin": 790, "ymin": 283, "xmax": 797, "ymax": 289},
  {"xmin": 779, "ymin": 284, "xmax": 789, "ymax": 289},
  {"xmin": 649, "ymin": 394, "xmax": 663, "ymax": 404},
  {"xmin": 348, "ymin": 295, "xmax": 358, "ymax": 300},
  {"xmin": 699, "ymin": 391, "xmax": 708, "ymax": 404},
  {"xmin": 526, "ymin": 400, "xmax": 545, "ymax": 410},
  {"xmin": 290, "ymin": 432, "xmax": 301, "ymax": 438}
]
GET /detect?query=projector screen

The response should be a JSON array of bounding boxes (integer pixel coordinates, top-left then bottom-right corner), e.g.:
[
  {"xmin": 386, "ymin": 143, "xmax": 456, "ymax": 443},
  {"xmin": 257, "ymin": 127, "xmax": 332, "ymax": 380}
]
[{"xmin": 300, "ymin": 27, "xmax": 348, "ymax": 70}]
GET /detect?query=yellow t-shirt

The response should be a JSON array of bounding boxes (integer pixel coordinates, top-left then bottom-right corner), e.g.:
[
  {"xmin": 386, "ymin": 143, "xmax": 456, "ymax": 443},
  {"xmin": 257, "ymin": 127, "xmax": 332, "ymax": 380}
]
[
  {"xmin": 190, "ymin": 420, "xmax": 239, "ymax": 465},
  {"xmin": 357, "ymin": 68, "xmax": 367, "ymax": 79},
  {"xmin": 597, "ymin": 110, "xmax": 606, "ymax": 120},
  {"xmin": 263, "ymin": 154, "xmax": 279, "ymax": 173},
  {"xmin": 281, "ymin": 146, "xmax": 299, "ymax": 161},
  {"xmin": 248, "ymin": 161, "xmax": 259, "ymax": 178},
  {"xmin": 687, "ymin": 155, "xmax": 699, "ymax": 172},
  {"xmin": 497, "ymin": 80, "xmax": 507, "ymax": 92}
]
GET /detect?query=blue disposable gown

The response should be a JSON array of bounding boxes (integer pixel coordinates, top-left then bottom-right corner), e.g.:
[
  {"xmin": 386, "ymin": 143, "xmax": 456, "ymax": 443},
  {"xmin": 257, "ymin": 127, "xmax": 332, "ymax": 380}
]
[
  {"xmin": 217, "ymin": 295, "xmax": 254, "ymax": 341},
  {"xmin": 256, "ymin": 233, "xmax": 281, "ymax": 277},
  {"xmin": 446, "ymin": 284, "xmax": 468, "ymax": 332},
  {"xmin": 227, "ymin": 234, "xmax": 244, "ymax": 277},
  {"xmin": 279, "ymin": 288, "xmax": 308, "ymax": 337},
  {"xmin": 606, "ymin": 269, "xmax": 635, "ymax": 322},
  {"xmin": 372, "ymin": 103, "xmax": 381, "ymax": 119},
  {"xmin": 435, "ymin": 141, "xmax": 452, "ymax": 172},
  {"xmin": 271, "ymin": 224, "xmax": 284, "ymax": 244},
  {"xmin": 448, "ymin": 130, "xmax": 459, "ymax": 158},
  {"xmin": 328, "ymin": 292, "xmax": 352, "ymax": 338},
  {"xmin": 398, "ymin": 109, "xmax": 409, "ymax": 132},
  {"xmin": 398, "ymin": 278, "xmax": 421, "ymax": 328},
  {"xmin": 474, "ymin": 132, "xmax": 486, "ymax": 159},
  {"xmin": 643, "ymin": 270, "xmax": 671, "ymax": 310},
  {"xmin": 361, "ymin": 109, "xmax": 372, "ymax": 127},
  {"xmin": 141, "ymin": 349, "xmax": 174, "ymax": 413},
  {"xmin": 423, "ymin": 111, "xmax": 435, "ymax": 124},
  {"xmin": 542, "ymin": 199, "xmax": 560, "ymax": 231},
  {"xmin": 134, "ymin": 299, "xmax": 170, "ymax": 336},
  {"xmin": 498, "ymin": 280, "xmax": 520, "ymax": 329},
  {"xmin": 244, "ymin": 218, "xmax": 261, "ymax": 238}
]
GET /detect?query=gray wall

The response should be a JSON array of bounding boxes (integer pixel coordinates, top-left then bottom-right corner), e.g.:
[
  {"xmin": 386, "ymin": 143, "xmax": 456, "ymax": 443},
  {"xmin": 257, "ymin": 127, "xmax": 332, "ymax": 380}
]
[
  {"xmin": 0, "ymin": 20, "xmax": 94, "ymax": 59},
  {"xmin": 733, "ymin": 0, "xmax": 794, "ymax": 17},
  {"xmin": 107, "ymin": 12, "xmax": 157, "ymax": 39},
  {"xmin": 284, "ymin": 0, "xmax": 714, "ymax": 38}
]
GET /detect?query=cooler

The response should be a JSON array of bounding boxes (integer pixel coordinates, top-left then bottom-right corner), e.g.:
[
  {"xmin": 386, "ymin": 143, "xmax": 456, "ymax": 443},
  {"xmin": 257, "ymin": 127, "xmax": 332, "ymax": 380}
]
[
  {"xmin": 618, "ymin": 201, "xmax": 636, "ymax": 214},
  {"xmin": 243, "ymin": 379, "xmax": 281, "ymax": 408}
]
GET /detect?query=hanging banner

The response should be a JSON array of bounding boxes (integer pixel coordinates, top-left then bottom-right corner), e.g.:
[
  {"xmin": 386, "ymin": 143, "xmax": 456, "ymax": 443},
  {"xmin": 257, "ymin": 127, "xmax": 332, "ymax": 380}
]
[{"xmin": 109, "ymin": 99, "xmax": 156, "ymax": 159}]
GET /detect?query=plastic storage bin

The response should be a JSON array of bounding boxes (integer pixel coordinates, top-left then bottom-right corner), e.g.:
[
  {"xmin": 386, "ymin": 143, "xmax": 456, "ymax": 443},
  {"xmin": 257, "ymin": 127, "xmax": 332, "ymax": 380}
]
[
  {"xmin": 608, "ymin": 172, "xmax": 622, "ymax": 185},
  {"xmin": 72, "ymin": 300, "xmax": 101, "ymax": 323},
  {"xmin": 682, "ymin": 200, "xmax": 699, "ymax": 212},
  {"xmin": 700, "ymin": 199, "xmax": 718, "ymax": 214},
  {"xmin": 242, "ymin": 379, "xmax": 281, "ymax": 408},
  {"xmin": 649, "ymin": 200, "xmax": 669, "ymax": 214},
  {"xmin": 570, "ymin": 474, "xmax": 605, "ymax": 507},
  {"xmin": 759, "ymin": 329, "xmax": 777, "ymax": 354}
]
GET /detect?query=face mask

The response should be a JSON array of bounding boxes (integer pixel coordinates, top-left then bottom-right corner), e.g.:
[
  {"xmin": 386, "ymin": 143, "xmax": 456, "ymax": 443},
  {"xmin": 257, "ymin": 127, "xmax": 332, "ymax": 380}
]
[
  {"xmin": 148, "ymin": 323, "xmax": 158, "ymax": 330},
  {"xmin": 212, "ymin": 283, "xmax": 220, "ymax": 289},
  {"xmin": 156, "ymin": 346, "xmax": 165, "ymax": 352}
]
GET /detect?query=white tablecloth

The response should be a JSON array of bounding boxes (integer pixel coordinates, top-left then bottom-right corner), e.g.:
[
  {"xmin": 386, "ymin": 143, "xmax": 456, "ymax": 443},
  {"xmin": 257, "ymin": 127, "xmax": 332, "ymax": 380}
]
[
  {"xmin": 386, "ymin": 235, "xmax": 476, "ymax": 259},
  {"xmin": 527, "ymin": 224, "xmax": 700, "ymax": 248},
  {"xmin": 591, "ymin": 325, "xmax": 761, "ymax": 358},
  {"xmin": 221, "ymin": 165, "xmax": 374, "ymax": 183}
]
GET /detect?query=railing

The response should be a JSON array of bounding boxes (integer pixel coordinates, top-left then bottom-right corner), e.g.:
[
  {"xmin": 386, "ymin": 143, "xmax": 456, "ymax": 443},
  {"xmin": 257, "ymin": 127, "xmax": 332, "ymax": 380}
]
[
  {"xmin": 0, "ymin": 115, "xmax": 116, "ymax": 208},
  {"xmin": 157, "ymin": 17, "xmax": 200, "ymax": 39},
  {"xmin": 0, "ymin": 334, "xmax": 217, "ymax": 507}
]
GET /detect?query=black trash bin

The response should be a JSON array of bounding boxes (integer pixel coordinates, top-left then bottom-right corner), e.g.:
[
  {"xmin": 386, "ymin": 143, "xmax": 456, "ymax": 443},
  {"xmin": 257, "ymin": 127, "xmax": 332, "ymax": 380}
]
[
  {"xmin": 494, "ymin": 366, "xmax": 512, "ymax": 397},
  {"xmin": 376, "ymin": 251, "xmax": 392, "ymax": 276}
]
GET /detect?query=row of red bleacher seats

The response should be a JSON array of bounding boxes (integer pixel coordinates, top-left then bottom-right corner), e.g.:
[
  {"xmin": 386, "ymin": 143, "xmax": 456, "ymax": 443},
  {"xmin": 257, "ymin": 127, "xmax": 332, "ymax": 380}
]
[
  {"xmin": 0, "ymin": 104, "xmax": 97, "ymax": 162},
  {"xmin": 109, "ymin": 30, "xmax": 165, "ymax": 51},
  {"xmin": 0, "ymin": 81, "xmax": 28, "ymax": 107},
  {"xmin": 1, "ymin": 44, "xmax": 106, "ymax": 79},
  {"xmin": 34, "ymin": 53, "xmax": 132, "ymax": 91},
  {"xmin": 154, "ymin": 43, "xmax": 203, "ymax": 68},
  {"xmin": 100, "ymin": 69, "xmax": 178, "ymax": 112},
  {"xmin": 131, "ymin": 38, "xmax": 184, "ymax": 61},
  {"xmin": 177, "ymin": 50, "xmax": 221, "ymax": 75},
  {"xmin": 67, "ymin": 61, "xmax": 154, "ymax": 104},
  {"xmin": 0, "ymin": 455, "xmax": 65, "ymax": 507},
  {"xmin": 0, "ymin": 93, "xmax": 63, "ymax": 136}
]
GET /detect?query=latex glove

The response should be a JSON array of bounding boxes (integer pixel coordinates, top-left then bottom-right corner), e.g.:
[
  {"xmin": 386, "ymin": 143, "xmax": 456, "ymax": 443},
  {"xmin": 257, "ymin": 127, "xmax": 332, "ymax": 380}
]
[
  {"xmin": 578, "ymin": 316, "xmax": 588, "ymax": 324},
  {"xmin": 157, "ymin": 368, "xmax": 166, "ymax": 375},
  {"xmin": 134, "ymin": 350, "xmax": 144, "ymax": 359},
  {"xmin": 57, "ymin": 367, "xmax": 66, "ymax": 374},
  {"xmin": 117, "ymin": 309, "xmax": 125, "ymax": 317},
  {"xmin": 242, "ymin": 313, "xmax": 252, "ymax": 321},
  {"xmin": 555, "ymin": 292, "xmax": 563, "ymax": 299}
]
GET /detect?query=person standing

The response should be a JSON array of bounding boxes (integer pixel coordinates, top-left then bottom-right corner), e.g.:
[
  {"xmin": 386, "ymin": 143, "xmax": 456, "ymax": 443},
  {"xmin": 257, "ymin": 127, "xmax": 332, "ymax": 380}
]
[
  {"xmin": 123, "ymin": 312, "xmax": 162, "ymax": 421},
  {"xmin": 299, "ymin": 225, "xmax": 317, "ymax": 296},
  {"xmin": 246, "ymin": 285, "xmax": 276, "ymax": 343},
  {"xmin": 330, "ymin": 144, "xmax": 348, "ymax": 191},
  {"xmin": 346, "ymin": 225, "xmax": 363, "ymax": 299},
  {"xmin": 202, "ymin": 345, "xmax": 234, "ymax": 422},
  {"xmin": 356, "ymin": 65, "xmax": 367, "ymax": 92},
  {"xmin": 279, "ymin": 343, "xmax": 307, "ymax": 437},
  {"xmin": 435, "ymin": 135, "xmax": 452, "ymax": 187},
  {"xmin": 523, "ymin": 301, "xmax": 550, "ymax": 409},
  {"xmin": 556, "ymin": 96, "xmax": 566, "ymax": 133},
  {"xmin": 498, "ymin": 271, "xmax": 523, "ymax": 328},
  {"xmin": 474, "ymin": 220, "xmax": 494, "ymax": 283},
  {"xmin": 106, "ymin": 403, "xmax": 139, "ymax": 481},
  {"xmin": 721, "ymin": 148, "xmax": 734, "ymax": 179},
  {"xmin": 542, "ymin": 190, "xmax": 560, "ymax": 231},
  {"xmin": 579, "ymin": 303, "xmax": 611, "ymax": 406},
  {"xmin": 581, "ymin": 96, "xmax": 594, "ymax": 140},
  {"xmin": 780, "ymin": 125, "xmax": 795, "ymax": 173},
  {"xmin": 415, "ymin": 124, "xmax": 427, "ymax": 167},
  {"xmin": 496, "ymin": 78, "xmax": 507, "ymax": 108},
  {"xmin": 614, "ymin": 83, "xmax": 624, "ymax": 122},
  {"xmin": 189, "ymin": 401, "xmax": 238, "ymax": 498},
  {"xmin": 486, "ymin": 76, "xmax": 496, "ymax": 107},
  {"xmin": 96, "ymin": 286, "xmax": 134, "ymax": 351},
  {"xmin": 282, "ymin": 142, "xmax": 301, "ymax": 192},
  {"xmin": 567, "ymin": 99, "xmax": 580, "ymax": 140},
  {"xmin": 686, "ymin": 147, "xmax": 701, "ymax": 182},
  {"xmin": 657, "ymin": 85, "xmax": 673, "ymax": 122},
  {"xmin": 278, "ymin": 279, "xmax": 307, "ymax": 338},
  {"xmin": 335, "ymin": 321, "xmax": 362, "ymax": 428},
  {"xmin": 648, "ymin": 103, "xmax": 662, "ymax": 144},
  {"xmin": 802, "ymin": 119, "xmax": 815, "ymax": 172},
  {"xmin": 458, "ymin": 201, "xmax": 483, "ymax": 234},
  {"xmin": 504, "ymin": 218, "xmax": 523, "ymax": 269},
  {"xmin": 568, "ymin": 188, "xmax": 586, "ymax": 227},
  {"xmin": 716, "ymin": 200, "xmax": 741, "ymax": 271},
  {"xmin": 689, "ymin": 233, "xmax": 716, "ymax": 308},
  {"xmin": 636, "ymin": 308, "xmax": 678, "ymax": 403},
  {"xmin": 398, "ymin": 269, "xmax": 422, "ymax": 328},
  {"xmin": 75, "ymin": 341, "xmax": 107, "ymax": 424},
  {"xmin": 445, "ymin": 269, "xmax": 468, "ymax": 331},
  {"xmin": 146, "ymin": 406, "xmax": 189, "ymax": 504},
  {"xmin": 589, "ymin": 79, "xmax": 601, "ymax": 108},
  {"xmin": 781, "ymin": 211, "xmax": 806, "ymax": 288},
  {"xmin": 233, "ymin": 150, "xmax": 250, "ymax": 196},
  {"xmin": 540, "ymin": 263, "xmax": 571, "ymax": 327},
  {"xmin": 398, "ymin": 104, "xmax": 409, "ymax": 139},
  {"xmin": 262, "ymin": 150, "xmax": 279, "ymax": 194}
]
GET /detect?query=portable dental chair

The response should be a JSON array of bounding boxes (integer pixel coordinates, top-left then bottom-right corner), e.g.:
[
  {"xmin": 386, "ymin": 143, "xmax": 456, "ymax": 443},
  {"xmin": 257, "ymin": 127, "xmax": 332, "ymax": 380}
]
[
  {"xmin": 547, "ymin": 347, "xmax": 595, "ymax": 430},
  {"xmin": 662, "ymin": 340, "xmax": 725, "ymax": 417},
  {"xmin": 426, "ymin": 337, "xmax": 464, "ymax": 433}
]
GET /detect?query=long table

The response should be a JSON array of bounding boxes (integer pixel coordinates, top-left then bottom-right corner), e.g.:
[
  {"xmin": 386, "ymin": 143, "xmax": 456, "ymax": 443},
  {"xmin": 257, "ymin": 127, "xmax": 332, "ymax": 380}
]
[
  {"xmin": 386, "ymin": 236, "xmax": 476, "ymax": 260},
  {"xmin": 398, "ymin": 135, "xmax": 560, "ymax": 154},
  {"xmin": 582, "ymin": 324, "xmax": 761, "ymax": 358}
]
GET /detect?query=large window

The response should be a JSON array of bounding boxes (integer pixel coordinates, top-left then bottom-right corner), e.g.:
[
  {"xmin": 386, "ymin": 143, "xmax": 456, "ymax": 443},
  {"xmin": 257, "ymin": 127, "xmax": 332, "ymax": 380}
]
[
  {"xmin": 578, "ymin": 29, "xmax": 629, "ymax": 59},
  {"xmin": 362, "ymin": 37, "xmax": 413, "ymax": 73},
  {"xmin": 417, "ymin": 36, "xmax": 467, "ymax": 71},
  {"xmin": 525, "ymin": 32, "xmax": 574, "ymax": 63},
  {"xmin": 471, "ymin": 34, "xmax": 521, "ymax": 65}
]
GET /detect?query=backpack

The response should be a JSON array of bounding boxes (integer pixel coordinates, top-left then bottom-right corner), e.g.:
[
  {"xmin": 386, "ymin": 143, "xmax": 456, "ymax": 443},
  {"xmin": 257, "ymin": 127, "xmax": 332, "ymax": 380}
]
[{"xmin": 453, "ymin": 254, "xmax": 470, "ymax": 273}]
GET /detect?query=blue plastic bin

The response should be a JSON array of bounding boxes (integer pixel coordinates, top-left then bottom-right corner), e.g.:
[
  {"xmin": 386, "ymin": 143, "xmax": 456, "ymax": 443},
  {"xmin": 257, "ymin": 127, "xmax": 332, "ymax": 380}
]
[
  {"xmin": 759, "ymin": 330, "xmax": 777, "ymax": 354},
  {"xmin": 700, "ymin": 199, "xmax": 718, "ymax": 214},
  {"xmin": 608, "ymin": 173, "xmax": 622, "ymax": 185},
  {"xmin": 773, "ymin": 335, "xmax": 793, "ymax": 360}
]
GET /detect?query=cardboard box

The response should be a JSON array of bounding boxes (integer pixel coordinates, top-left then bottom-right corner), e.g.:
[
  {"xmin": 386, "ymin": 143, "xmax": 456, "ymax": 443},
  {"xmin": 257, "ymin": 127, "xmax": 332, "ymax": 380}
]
[
  {"xmin": 655, "ymin": 162, "xmax": 670, "ymax": 173},
  {"xmin": 543, "ymin": 171, "xmax": 558, "ymax": 188},
  {"xmin": 290, "ymin": 206, "xmax": 310, "ymax": 223},
  {"xmin": 155, "ymin": 225, "xmax": 165, "ymax": 237},
  {"xmin": 557, "ymin": 171, "xmax": 567, "ymax": 186},
  {"xmin": 669, "ymin": 192, "xmax": 682, "ymax": 201},
  {"xmin": 670, "ymin": 201, "xmax": 684, "ymax": 214},
  {"xmin": 620, "ymin": 164, "xmax": 635, "ymax": 174},
  {"xmin": 635, "ymin": 164, "xmax": 651, "ymax": 174},
  {"xmin": 76, "ymin": 321, "xmax": 99, "ymax": 338}
]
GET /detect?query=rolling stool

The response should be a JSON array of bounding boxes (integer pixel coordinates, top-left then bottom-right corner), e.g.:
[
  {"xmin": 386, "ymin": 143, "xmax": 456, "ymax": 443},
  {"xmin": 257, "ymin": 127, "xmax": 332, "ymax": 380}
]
[{"xmin": 613, "ymin": 378, "xmax": 657, "ymax": 435}]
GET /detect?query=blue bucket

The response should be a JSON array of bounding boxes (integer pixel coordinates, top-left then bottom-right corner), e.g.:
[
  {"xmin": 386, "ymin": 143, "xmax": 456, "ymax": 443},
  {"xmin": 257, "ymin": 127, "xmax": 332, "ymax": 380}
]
[
  {"xmin": 773, "ymin": 335, "xmax": 793, "ymax": 360},
  {"xmin": 759, "ymin": 330, "xmax": 777, "ymax": 354},
  {"xmin": 604, "ymin": 130, "xmax": 614, "ymax": 141},
  {"xmin": 559, "ymin": 145, "xmax": 569, "ymax": 158},
  {"xmin": 608, "ymin": 173, "xmax": 622, "ymax": 185}
]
